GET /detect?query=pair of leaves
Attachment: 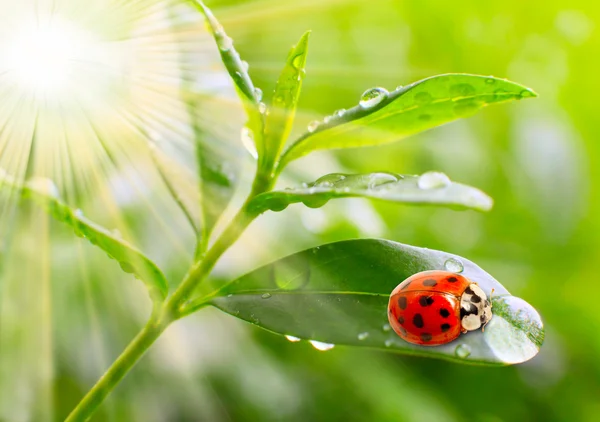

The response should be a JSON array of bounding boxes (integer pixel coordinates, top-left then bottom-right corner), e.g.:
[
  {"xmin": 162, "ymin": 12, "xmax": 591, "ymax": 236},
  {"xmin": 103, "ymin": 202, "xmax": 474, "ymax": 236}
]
[
  {"xmin": 0, "ymin": 174, "xmax": 168, "ymax": 305},
  {"xmin": 207, "ymin": 239, "xmax": 544, "ymax": 365}
]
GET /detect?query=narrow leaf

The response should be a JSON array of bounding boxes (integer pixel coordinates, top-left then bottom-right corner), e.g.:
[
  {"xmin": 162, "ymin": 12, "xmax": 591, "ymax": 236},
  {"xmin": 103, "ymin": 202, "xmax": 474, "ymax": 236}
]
[
  {"xmin": 208, "ymin": 239, "xmax": 544, "ymax": 365},
  {"xmin": 279, "ymin": 74, "xmax": 537, "ymax": 169},
  {"xmin": 263, "ymin": 31, "xmax": 311, "ymax": 164},
  {"xmin": 247, "ymin": 172, "xmax": 492, "ymax": 214},
  {"xmin": 1, "ymin": 173, "xmax": 169, "ymax": 303},
  {"xmin": 188, "ymin": 0, "xmax": 264, "ymax": 156}
]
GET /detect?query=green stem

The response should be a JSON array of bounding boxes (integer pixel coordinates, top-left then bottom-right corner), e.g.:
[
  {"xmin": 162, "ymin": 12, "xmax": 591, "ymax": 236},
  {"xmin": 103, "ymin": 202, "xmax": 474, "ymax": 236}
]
[
  {"xmin": 65, "ymin": 319, "xmax": 168, "ymax": 422},
  {"xmin": 66, "ymin": 168, "xmax": 274, "ymax": 422}
]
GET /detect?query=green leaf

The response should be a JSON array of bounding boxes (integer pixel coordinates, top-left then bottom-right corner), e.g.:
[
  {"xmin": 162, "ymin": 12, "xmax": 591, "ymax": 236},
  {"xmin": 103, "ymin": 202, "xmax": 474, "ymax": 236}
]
[
  {"xmin": 189, "ymin": 0, "xmax": 264, "ymax": 157},
  {"xmin": 247, "ymin": 171, "xmax": 492, "ymax": 214},
  {"xmin": 278, "ymin": 74, "xmax": 537, "ymax": 169},
  {"xmin": 207, "ymin": 239, "xmax": 544, "ymax": 365},
  {"xmin": 1, "ymin": 173, "xmax": 169, "ymax": 304},
  {"xmin": 263, "ymin": 31, "xmax": 311, "ymax": 165}
]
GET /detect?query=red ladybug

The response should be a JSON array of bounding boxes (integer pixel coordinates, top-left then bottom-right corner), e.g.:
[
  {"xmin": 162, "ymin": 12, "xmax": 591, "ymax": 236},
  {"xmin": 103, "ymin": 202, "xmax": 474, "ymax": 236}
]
[{"xmin": 388, "ymin": 270, "xmax": 493, "ymax": 346}]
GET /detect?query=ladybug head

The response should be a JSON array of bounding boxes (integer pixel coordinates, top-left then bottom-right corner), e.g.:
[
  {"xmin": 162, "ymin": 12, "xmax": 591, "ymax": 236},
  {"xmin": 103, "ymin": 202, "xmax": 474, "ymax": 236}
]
[{"xmin": 459, "ymin": 283, "xmax": 493, "ymax": 332}]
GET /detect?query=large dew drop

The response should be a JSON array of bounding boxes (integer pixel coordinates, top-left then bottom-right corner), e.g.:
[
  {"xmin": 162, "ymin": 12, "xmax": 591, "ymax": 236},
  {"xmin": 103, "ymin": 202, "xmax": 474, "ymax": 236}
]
[
  {"xmin": 285, "ymin": 335, "xmax": 301, "ymax": 342},
  {"xmin": 310, "ymin": 340, "xmax": 335, "ymax": 351},
  {"xmin": 455, "ymin": 343, "xmax": 472, "ymax": 358},
  {"xmin": 359, "ymin": 87, "xmax": 388, "ymax": 109},
  {"xmin": 417, "ymin": 171, "xmax": 451, "ymax": 190},
  {"xmin": 307, "ymin": 120, "xmax": 320, "ymax": 133},
  {"xmin": 218, "ymin": 36, "xmax": 233, "ymax": 52},
  {"xmin": 444, "ymin": 257, "xmax": 464, "ymax": 273},
  {"xmin": 357, "ymin": 332, "xmax": 369, "ymax": 341}
]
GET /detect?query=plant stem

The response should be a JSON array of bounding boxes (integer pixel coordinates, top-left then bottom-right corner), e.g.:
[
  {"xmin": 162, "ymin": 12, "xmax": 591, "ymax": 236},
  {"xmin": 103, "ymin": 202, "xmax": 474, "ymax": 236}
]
[
  {"xmin": 66, "ymin": 168, "xmax": 273, "ymax": 421},
  {"xmin": 65, "ymin": 320, "xmax": 167, "ymax": 422}
]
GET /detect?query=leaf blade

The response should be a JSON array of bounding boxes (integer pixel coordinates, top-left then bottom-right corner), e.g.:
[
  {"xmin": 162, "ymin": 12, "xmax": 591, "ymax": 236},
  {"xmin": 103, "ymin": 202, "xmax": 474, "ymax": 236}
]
[
  {"xmin": 247, "ymin": 172, "xmax": 493, "ymax": 214},
  {"xmin": 263, "ymin": 31, "xmax": 311, "ymax": 164},
  {"xmin": 279, "ymin": 74, "xmax": 537, "ymax": 168},
  {"xmin": 3, "ymin": 174, "xmax": 169, "ymax": 303},
  {"xmin": 208, "ymin": 239, "xmax": 544, "ymax": 365}
]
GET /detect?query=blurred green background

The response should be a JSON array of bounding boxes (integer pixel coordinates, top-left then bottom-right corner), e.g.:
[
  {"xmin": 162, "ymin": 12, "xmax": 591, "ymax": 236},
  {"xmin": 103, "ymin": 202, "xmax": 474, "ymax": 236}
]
[{"xmin": 1, "ymin": 0, "xmax": 599, "ymax": 420}]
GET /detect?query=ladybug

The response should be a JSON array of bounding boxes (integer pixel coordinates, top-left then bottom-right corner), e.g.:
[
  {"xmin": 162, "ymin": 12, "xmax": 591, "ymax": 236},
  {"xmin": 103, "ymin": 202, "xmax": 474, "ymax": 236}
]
[{"xmin": 387, "ymin": 270, "xmax": 492, "ymax": 346}]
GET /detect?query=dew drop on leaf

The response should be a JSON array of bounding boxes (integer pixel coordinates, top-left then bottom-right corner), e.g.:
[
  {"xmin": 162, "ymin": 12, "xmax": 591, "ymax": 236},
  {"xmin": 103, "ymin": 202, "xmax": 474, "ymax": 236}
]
[
  {"xmin": 307, "ymin": 120, "xmax": 320, "ymax": 132},
  {"xmin": 254, "ymin": 87, "xmax": 263, "ymax": 102},
  {"xmin": 285, "ymin": 335, "xmax": 301, "ymax": 342},
  {"xmin": 310, "ymin": 340, "xmax": 335, "ymax": 351},
  {"xmin": 323, "ymin": 115, "xmax": 332, "ymax": 124},
  {"xmin": 485, "ymin": 78, "xmax": 496, "ymax": 84},
  {"xmin": 414, "ymin": 91, "xmax": 433, "ymax": 105},
  {"xmin": 218, "ymin": 36, "xmax": 233, "ymax": 52},
  {"xmin": 359, "ymin": 87, "xmax": 388, "ymax": 108},
  {"xmin": 258, "ymin": 102, "xmax": 267, "ymax": 114},
  {"xmin": 74, "ymin": 209, "xmax": 84, "ymax": 218},
  {"xmin": 455, "ymin": 343, "xmax": 472, "ymax": 358},
  {"xmin": 313, "ymin": 173, "xmax": 346, "ymax": 188},
  {"xmin": 334, "ymin": 109, "xmax": 346, "ymax": 118},
  {"xmin": 240, "ymin": 127, "xmax": 258, "ymax": 159},
  {"xmin": 384, "ymin": 339, "xmax": 393, "ymax": 347},
  {"xmin": 241, "ymin": 60, "xmax": 249, "ymax": 72},
  {"xmin": 261, "ymin": 292, "xmax": 272, "ymax": 299},
  {"xmin": 367, "ymin": 172, "xmax": 398, "ymax": 189},
  {"xmin": 417, "ymin": 171, "xmax": 451, "ymax": 190},
  {"xmin": 444, "ymin": 257, "xmax": 464, "ymax": 273},
  {"xmin": 358, "ymin": 332, "xmax": 369, "ymax": 341},
  {"xmin": 382, "ymin": 323, "xmax": 391, "ymax": 332}
]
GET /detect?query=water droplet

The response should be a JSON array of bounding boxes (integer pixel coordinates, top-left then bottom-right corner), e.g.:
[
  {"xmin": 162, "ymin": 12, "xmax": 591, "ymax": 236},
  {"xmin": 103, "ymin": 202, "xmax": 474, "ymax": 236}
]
[
  {"xmin": 485, "ymin": 78, "xmax": 496, "ymax": 84},
  {"xmin": 254, "ymin": 87, "xmax": 263, "ymax": 101},
  {"xmin": 323, "ymin": 115, "xmax": 332, "ymax": 124},
  {"xmin": 292, "ymin": 54, "xmax": 304, "ymax": 70},
  {"xmin": 285, "ymin": 335, "xmax": 301, "ymax": 342},
  {"xmin": 261, "ymin": 292, "xmax": 272, "ymax": 299},
  {"xmin": 384, "ymin": 339, "xmax": 394, "ymax": 347},
  {"xmin": 302, "ymin": 196, "xmax": 329, "ymax": 208},
  {"xmin": 367, "ymin": 172, "xmax": 398, "ymax": 189},
  {"xmin": 417, "ymin": 171, "xmax": 451, "ymax": 189},
  {"xmin": 274, "ymin": 256, "xmax": 310, "ymax": 290},
  {"xmin": 453, "ymin": 100, "xmax": 480, "ymax": 117},
  {"xmin": 450, "ymin": 83, "xmax": 475, "ymax": 97},
  {"xmin": 240, "ymin": 127, "xmax": 258, "ymax": 159},
  {"xmin": 414, "ymin": 92, "xmax": 433, "ymax": 105},
  {"xmin": 27, "ymin": 177, "xmax": 60, "ymax": 198},
  {"xmin": 313, "ymin": 173, "xmax": 346, "ymax": 188},
  {"xmin": 74, "ymin": 209, "xmax": 84, "ymax": 218},
  {"xmin": 334, "ymin": 109, "xmax": 346, "ymax": 118},
  {"xmin": 382, "ymin": 323, "xmax": 391, "ymax": 332},
  {"xmin": 395, "ymin": 85, "xmax": 403, "ymax": 91},
  {"xmin": 310, "ymin": 340, "xmax": 335, "ymax": 351},
  {"xmin": 358, "ymin": 332, "xmax": 369, "ymax": 341},
  {"xmin": 444, "ymin": 257, "xmax": 464, "ymax": 273},
  {"xmin": 307, "ymin": 120, "xmax": 320, "ymax": 132},
  {"xmin": 241, "ymin": 60, "xmax": 249, "ymax": 72},
  {"xmin": 359, "ymin": 87, "xmax": 388, "ymax": 108},
  {"xmin": 119, "ymin": 261, "xmax": 135, "ymax": 274},
  {"xmin": 258, "ymin": 102, "xmax": 267, "ymax": 114},
  {"xmin": 455, "ymin": 343, "xmax": 472, "ymax": 358},
  {"xmin": 218, "ymin": 36, "xmax": 233, "ymax": 51},
  {"xmin": 227, "ymin": 294, "xmax": 233, "ymax": 298},
  {"xmin": 520, "ymin": 89, "xmax": 535, "ymax": 98}
]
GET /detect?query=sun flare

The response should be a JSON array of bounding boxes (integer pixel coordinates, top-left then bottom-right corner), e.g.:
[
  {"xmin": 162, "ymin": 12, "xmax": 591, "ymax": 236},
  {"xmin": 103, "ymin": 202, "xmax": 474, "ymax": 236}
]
[{"xmin": 3, "ymin": 16, "xmax": 96, "ymax": 95}]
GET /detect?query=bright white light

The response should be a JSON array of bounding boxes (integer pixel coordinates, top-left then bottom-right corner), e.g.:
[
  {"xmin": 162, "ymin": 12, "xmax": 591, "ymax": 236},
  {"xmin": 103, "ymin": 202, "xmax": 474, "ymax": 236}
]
[{"xmin": 3, "ymin": 16, "xmax": 95, "ymax": 95}]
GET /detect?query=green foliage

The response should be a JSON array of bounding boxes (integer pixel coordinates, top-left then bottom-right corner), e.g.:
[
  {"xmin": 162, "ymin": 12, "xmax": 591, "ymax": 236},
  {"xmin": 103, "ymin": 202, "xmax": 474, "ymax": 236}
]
[
  {"xmin": 207, "ymin": 239, "xmax": 542, "ymax": 365},
  {"xmin": 278, "ymin": 74, "xmax": 536, "ymax": 169},
  {"xmin": 263, "ymin": 31, "xmax": 311, "ymax": 167},
  {"xmin": 2, "ymin": 175, "xmax": 169, "ymax": 304},
  {"xmin": 248, "ymin": 172, "xmax": 492, "ymax": 214}
]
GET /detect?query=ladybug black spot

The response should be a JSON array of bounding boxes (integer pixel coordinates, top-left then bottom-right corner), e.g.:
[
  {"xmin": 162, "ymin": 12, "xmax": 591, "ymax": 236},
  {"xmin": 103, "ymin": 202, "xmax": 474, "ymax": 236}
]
[
  {"xmin": 440, "ymin": 308, "xmax": 450, "ymax": 318},
  {"xmin": 398, "ymin": 316, "xmax": 404, "ymax": 324},
  {"xmin": 419, "ymin": 296, "xmax": 435, "ymax": 307},
  {"xmin": 441, "ymin": 323, "xmax": 451, "ymax": 332},
  {"xmin": 398, "ymin": 296, "xmax": 407, "ymax": 310},
  {"xmin": 423, "ymin": 279, "xmax": 438, "ymax": 287},
  {"xmin": 400, "ymin": 280, "xmax": 413, "ymax": 290},
  {"xmin": 447, "ymin": 276, "xmax": 458, "ymax": 283},
  {"xmin": 420, "ymin": 333, "xmax": 432, "ymax": 342},
  {"xmin": 460, "ymin": 303, "xmax": 478, "ymax": 319},
  {"xmin": 413, "ymin": 314, "xmax": 424, "ymax": 328}
]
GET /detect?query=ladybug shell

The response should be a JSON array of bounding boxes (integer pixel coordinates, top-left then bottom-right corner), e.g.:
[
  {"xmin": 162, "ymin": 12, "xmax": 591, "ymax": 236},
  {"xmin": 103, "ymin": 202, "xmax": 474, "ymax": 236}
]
[{"xmin": 388, "ymin": 271, "xmax": 472, "ymax": 346}]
